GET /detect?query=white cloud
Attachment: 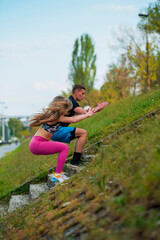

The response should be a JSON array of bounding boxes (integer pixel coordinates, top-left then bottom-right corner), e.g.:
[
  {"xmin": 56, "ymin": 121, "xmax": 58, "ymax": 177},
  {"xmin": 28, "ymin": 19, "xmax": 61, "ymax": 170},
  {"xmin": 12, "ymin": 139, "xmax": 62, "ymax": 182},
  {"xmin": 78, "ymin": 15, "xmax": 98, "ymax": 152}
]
[
  {"xmin": 34, "ymin": 81, "xmax": 68, "ymax": 94},
  {"xmin": 92, "ymin": 4, "xmax": 137, "ymax": 12}
]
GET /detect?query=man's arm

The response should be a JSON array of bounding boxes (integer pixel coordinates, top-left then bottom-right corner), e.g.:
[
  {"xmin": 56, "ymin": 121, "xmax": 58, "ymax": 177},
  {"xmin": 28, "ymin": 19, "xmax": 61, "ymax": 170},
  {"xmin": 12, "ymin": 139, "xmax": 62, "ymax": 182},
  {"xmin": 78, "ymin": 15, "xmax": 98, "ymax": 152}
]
[
  {"xmin": 74, "ymin": 102, "xmax": 109, "ymax": 115},
  {"xmin": 74, "ymin": 106, "xmax": 86, "ymax": 115}
]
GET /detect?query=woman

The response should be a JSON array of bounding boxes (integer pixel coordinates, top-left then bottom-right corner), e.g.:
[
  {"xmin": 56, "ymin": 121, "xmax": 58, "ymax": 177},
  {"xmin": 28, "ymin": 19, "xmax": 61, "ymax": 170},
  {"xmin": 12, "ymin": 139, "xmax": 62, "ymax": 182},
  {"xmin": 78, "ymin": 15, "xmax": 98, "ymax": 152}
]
[{"xmin": 29, "ymin": 96, "xmax": 95, "ymax": 183}]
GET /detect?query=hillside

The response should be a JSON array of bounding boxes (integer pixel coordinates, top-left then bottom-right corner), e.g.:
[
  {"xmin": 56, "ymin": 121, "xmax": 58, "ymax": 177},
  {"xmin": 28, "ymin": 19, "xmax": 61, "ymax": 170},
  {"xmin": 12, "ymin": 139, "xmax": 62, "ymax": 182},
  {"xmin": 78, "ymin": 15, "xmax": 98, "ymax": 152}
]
[
  {"xmin": 0, "ymin": 89, "xmax": 160, "ymax": 199},
  {"xmin": 0, "ymin": 89, "xmax": 160, "ymax": 239}
]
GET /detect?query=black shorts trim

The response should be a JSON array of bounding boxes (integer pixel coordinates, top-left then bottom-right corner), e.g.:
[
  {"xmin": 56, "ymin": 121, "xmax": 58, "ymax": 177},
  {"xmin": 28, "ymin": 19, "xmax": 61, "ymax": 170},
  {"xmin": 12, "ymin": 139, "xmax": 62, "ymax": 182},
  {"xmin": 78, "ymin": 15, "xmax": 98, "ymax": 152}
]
[{"xmin": 70, "ymin": 127, "xmax": 76, "ymax": 141}]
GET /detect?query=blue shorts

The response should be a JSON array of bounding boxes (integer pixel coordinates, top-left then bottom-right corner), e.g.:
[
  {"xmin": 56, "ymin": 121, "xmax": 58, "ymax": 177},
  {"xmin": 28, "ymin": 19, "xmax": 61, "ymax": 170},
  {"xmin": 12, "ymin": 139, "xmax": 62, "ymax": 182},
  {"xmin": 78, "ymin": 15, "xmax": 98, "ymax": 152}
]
[{"xmin": 51, "ymin": 126, "xmax": 76, "ymax": 144}]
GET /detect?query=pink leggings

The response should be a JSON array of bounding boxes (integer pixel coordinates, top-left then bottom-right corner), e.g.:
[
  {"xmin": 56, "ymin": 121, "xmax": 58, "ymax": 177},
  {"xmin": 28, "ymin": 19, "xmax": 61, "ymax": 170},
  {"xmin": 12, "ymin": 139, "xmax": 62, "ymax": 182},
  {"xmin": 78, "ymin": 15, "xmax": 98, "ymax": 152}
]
[{"xmin": 29, "ymin": 136, "xmax": 69, "ymax": 173}]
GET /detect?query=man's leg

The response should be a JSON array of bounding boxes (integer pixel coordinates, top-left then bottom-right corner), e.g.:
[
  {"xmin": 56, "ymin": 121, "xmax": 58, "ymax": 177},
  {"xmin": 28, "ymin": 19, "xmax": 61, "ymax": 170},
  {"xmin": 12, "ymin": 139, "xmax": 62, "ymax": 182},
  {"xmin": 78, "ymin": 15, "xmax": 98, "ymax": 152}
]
[
  {"xmin": 51, "ymin": 126, "xmax": 87, "ymax": 166},
  {"xmin": 71, "ymin": 128, "xmax": 87, "ymax": 165},
  {"xmin": 74, "ymin": 128, "xmax": 87, "ymax": 152}
]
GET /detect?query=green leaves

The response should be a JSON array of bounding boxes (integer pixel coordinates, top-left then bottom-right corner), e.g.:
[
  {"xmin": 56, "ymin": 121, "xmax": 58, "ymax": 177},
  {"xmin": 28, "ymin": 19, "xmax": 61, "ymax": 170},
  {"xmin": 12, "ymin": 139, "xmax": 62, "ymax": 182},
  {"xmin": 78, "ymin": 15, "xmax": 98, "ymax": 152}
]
[
  {"xmin": 138, "ymin": 1, "xmax": 160, "ymax": 35},
  {"xmin": 69, "ymin": 33, "xmax": 96, "ymax": 92}
]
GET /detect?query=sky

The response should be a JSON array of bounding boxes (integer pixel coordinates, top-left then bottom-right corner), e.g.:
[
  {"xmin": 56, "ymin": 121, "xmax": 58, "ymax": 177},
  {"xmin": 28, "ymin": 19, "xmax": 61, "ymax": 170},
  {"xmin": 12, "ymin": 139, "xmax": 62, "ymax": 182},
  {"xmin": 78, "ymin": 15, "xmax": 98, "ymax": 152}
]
[{"xmin": 0, "ymin": 0, "xmax": 156, "ymax": 116}]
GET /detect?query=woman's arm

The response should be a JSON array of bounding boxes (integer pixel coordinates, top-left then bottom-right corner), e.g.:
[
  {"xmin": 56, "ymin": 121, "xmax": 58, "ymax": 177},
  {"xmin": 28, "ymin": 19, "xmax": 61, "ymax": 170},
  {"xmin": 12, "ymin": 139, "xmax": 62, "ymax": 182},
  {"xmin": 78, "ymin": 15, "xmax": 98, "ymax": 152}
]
[
  {"xmin": 93, "ymin": 102, "xmax": 109, "ymax": 113},
  {"xmin": 58, "ymin": 109, "xmax": 95, "ymax": 123},
  {"xmin": 74, "ymin": 106, "xmax": 86, "ymax": 115}
]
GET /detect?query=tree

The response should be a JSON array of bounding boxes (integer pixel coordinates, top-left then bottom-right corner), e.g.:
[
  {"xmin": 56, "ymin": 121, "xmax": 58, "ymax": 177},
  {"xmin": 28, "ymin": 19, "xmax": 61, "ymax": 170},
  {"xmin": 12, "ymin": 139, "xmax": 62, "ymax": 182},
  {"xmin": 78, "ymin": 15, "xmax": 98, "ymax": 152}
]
[
  {"xmin": 101, "ymin": 55, "xmax": 131, "ymax": 101},
  {"xmin": 8, "ymin": 118, "xmax": 24, "ymax": 138},
  {"xmin": 137, "ymin": 1, "xmax": 160, "ymax": 91},
  {"xmin": 68, "ymin": 33, "xmax": 96, "ymax": 92},
  {"xmin": 138, "ymin": 1, "xmax": 160, "ymax": 34},
  {"xmin": 114, "ymin": 27, "xmax": 159, "ymax": 93},
  {"xmin": 126, "ymin": 41, "xmax": 158, "ymax": 93},
  {"xmin": 155, "ymin": 51, "xmax": 160, "ymax": 87}
]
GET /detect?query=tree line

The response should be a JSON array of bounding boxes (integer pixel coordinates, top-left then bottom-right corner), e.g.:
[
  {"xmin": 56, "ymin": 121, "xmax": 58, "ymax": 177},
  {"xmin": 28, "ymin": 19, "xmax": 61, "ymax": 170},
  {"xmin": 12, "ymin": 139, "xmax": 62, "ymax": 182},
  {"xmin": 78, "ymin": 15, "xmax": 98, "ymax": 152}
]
[
  {"xmin": 7, "ymin": 1, "xmax": 160, "ymax": 138},
  {"xmin": 65, "ymin": 0, "xmax": 160, "ymax": 105}
]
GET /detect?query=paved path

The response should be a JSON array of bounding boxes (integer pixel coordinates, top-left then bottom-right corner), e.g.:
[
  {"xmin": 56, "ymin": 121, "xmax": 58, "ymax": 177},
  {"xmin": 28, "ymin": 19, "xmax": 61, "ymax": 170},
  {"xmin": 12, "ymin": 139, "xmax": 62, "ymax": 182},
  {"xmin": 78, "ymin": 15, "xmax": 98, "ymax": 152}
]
[{"xmin": 0, "ymin": 142, "xmax": 20, "ymax": 158}]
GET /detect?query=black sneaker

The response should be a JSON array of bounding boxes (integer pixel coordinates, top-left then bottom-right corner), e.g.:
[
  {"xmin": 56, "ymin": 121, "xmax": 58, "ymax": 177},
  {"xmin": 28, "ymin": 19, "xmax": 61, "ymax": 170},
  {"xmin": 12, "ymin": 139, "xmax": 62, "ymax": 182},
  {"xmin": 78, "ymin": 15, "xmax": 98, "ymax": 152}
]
[
  {"xmin": 77, "ymin": 160, "xmax": 85, "ymax": 166},
  {"xmin": 70, "ymin": 159, "xmax": 85, "ymax": 166},
  {"xmin": 70, "ymin": 159, "xmax": 76, "ymax": 165}
]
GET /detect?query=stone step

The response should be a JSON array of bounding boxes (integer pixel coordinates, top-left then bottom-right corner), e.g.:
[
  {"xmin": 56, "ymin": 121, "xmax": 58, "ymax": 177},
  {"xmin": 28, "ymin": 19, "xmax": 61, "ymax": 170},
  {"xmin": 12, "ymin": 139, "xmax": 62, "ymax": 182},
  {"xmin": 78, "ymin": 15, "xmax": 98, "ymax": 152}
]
[
  {"xmin": 4, "ymin": 156, "xmax": 89, "ymax": 214},
  {"xmin": 0, "ymin": 204, "xmax": 8, "ymax": 216},
  {"xmin": 65, "ymin": 164, "xmax": 84, "ymax": 176},
  {"xmin": 29, "ymin": 183, "xmax": 49, "ymax": 200},
  {"xmin": 83, "ymin": 154, "xmax": 95, "ymax": 162},
  {"xmin": 8, "ymin": 195, "xmax": 30, "ymax": 213}
]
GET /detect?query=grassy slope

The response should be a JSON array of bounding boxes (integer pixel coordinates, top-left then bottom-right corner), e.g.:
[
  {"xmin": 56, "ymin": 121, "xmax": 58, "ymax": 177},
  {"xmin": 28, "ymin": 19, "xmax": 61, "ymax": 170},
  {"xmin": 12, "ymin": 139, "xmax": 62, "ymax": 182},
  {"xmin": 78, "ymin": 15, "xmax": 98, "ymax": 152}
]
[
  {"xmin": 0, "ymin": 89, "xmax": 160, "ymax": 198},
  {"xmin": 1, "ymin": 103, "xmax": 160, "ymax": 239}
]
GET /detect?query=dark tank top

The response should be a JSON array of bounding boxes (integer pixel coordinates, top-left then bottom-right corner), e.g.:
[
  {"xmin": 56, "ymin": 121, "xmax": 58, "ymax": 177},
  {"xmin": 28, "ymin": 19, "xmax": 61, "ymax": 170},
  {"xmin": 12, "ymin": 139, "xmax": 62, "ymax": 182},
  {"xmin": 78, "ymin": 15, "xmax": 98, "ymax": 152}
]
[{"xmin": 41, "ymin": 122, "xmax": 60, "ymax": 134}]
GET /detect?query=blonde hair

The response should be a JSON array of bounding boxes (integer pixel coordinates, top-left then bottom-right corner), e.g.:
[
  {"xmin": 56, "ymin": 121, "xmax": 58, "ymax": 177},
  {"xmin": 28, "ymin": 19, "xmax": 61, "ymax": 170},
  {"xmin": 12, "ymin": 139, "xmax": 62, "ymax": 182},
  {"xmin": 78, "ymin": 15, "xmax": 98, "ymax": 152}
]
[{"xmin": 29, "ymin": 96, "xmax": 73, "ymax": 127}]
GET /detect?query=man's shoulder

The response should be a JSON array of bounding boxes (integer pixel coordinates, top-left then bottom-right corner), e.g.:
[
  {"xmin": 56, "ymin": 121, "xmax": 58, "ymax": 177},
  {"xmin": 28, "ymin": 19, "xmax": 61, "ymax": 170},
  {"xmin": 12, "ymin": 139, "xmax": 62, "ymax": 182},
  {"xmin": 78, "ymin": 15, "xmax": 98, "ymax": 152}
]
[
  {"xmin": 69, "ymin": 95, "xmax": 75, "ymax": 102},
  {"xmin": 69, "ymin": 95, "xmax": 78, "ymax": 104},
  {"xmin": 68, "ymin": 95, "xmax": 80, "ymax": 109}
]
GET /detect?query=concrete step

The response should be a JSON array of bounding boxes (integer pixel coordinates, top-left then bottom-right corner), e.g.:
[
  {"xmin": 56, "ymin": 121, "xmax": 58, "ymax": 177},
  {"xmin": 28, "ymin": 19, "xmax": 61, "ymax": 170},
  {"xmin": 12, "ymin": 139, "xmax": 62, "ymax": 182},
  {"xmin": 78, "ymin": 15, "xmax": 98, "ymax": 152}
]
[
  {"xmin": 0, "ymin": 204, "xmax": 8, "ymax": 216},
  {"xmin": 29, "ymin": 183, "xmax": 49, "ymax": 200},
  {"xmin": 83, "ymin": 154, "xmax": 95, "ymax": 162},
  {"xmin": 8, "ymin": 195, "xmax": 30, "ymax": 213},
  {"xmin": 4, "ymin": 156, "xmax": 89, "ymax": 214},
  {"xmin": 65, "ymin": 164, "xmax": 84, "ymax": 176}
]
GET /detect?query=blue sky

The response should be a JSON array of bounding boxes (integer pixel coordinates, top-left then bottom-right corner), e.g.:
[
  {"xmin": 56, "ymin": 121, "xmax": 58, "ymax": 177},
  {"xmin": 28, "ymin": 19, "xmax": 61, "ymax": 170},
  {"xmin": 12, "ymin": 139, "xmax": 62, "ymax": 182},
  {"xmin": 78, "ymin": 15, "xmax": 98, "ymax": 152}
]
[{"xmin": 0, "ymin": 0, "xmax": 155, "ymax": 116}]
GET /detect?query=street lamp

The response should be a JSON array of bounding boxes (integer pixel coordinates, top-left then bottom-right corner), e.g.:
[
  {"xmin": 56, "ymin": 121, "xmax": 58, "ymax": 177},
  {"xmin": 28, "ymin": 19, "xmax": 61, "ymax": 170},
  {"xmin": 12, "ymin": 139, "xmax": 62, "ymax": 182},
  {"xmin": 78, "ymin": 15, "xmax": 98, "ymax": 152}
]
[
  {"xmin": 0, "ymin": 102, "xmax": 5, "ymax": 142},
  {"xmin": 138, "ymin": 13, "xmax": 150, "ymax": 91}
]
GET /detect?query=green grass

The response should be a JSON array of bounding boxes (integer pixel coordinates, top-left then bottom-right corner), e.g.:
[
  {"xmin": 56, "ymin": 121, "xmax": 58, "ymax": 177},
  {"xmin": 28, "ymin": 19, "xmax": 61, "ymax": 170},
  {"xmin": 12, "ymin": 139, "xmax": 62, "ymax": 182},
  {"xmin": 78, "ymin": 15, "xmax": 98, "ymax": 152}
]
[
  {"xmin": 0, "ymin": 141, "xmax": 56, "ymax": 198},
  {"xmin": 0, "ymin": 88, "xmax": 160, "ymax": 199},
  {"xmin": 72, "ymin": 88, "xmax": 160, "ymax": 142},
  {"xmin": 2, "ymin": 104, "xmax": 160, "ymax": 239}
]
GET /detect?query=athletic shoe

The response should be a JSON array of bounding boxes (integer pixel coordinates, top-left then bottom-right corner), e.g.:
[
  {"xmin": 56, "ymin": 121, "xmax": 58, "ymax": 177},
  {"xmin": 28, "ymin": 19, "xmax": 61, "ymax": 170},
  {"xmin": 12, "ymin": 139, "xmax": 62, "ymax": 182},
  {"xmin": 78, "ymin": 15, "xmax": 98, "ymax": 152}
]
[
  {"xmin": 51, "ymin": 172, "xmax": 69, "ymax": 183},
  {"xmin": 70, "ymin": 159, "xmax": 85, "ymax": 166},
  {"xmin": 51, "ymin": 172, "xmax": 64, "ymax": 183},
  {"xmin": 61, "ymin": 172, "xmax": 69, "ymax": 180},
  {"xmin": 77, "ymin": 160, "xmax": 85, "ymax": 166},
  {"xmin": 70, "ymin": 159, "xmax": 76, "ymax": 165}
]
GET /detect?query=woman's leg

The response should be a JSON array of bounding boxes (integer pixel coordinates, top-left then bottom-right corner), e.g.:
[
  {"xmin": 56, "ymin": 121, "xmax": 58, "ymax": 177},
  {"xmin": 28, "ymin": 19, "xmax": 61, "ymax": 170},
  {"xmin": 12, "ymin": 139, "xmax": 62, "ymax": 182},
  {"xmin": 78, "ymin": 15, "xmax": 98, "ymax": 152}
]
[
  {"xmin": 29, "ymin": 137, "xmax": 69, "ymax": 173},
  {"xmin": 53, "ymin": 142, "xmax": 69, "ymax": 173}
]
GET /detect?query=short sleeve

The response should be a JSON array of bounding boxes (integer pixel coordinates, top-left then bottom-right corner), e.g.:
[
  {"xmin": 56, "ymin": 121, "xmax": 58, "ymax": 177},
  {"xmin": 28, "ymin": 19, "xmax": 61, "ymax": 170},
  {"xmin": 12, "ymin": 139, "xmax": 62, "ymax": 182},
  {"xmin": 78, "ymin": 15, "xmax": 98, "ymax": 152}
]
[{"xmin": 69, "ymin": 95, "xmax": 80, "ymax": 110}]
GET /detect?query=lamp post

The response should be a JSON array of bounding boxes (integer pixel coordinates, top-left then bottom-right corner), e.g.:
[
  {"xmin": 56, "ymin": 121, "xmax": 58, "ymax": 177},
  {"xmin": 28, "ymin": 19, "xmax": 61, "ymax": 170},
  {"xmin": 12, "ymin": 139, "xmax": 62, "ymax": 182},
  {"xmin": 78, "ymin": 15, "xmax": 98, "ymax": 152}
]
[
  {"xmin": 0, "ymin": 101, "xmax": 5, "ymax": 142},
  {"xmin": 138, "ymin": 13, "xmax": 150, "ymax": 91},
  {"xmin": 4, "ymin": 106, "xmax": 9, "ymax": 142}
]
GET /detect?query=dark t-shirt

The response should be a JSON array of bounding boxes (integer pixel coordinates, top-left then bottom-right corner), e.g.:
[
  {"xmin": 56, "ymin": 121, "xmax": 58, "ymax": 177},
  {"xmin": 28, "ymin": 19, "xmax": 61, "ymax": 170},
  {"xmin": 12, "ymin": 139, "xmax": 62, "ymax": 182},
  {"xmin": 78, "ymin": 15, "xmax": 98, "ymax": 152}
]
[{"xmin": 60, "ymin": 95, "xmax": 80, "ymax": 127}]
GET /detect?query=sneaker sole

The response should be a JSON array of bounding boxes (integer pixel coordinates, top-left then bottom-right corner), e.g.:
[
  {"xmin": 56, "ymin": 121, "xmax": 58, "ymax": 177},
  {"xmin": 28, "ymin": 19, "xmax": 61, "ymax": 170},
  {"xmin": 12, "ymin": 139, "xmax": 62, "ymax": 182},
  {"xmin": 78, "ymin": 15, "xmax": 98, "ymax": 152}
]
[{"xmin": 51, "ymin": 177, "xmax": 60, "ymax": 182}]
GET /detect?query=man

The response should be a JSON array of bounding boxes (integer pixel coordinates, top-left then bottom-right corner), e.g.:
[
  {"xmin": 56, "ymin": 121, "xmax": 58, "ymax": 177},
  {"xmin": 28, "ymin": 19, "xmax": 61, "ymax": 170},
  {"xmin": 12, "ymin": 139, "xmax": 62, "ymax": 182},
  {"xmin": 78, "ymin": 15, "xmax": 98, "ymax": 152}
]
[{"xmin": 51, "ymin": 85, "xmax": 109, "ymax": 166}]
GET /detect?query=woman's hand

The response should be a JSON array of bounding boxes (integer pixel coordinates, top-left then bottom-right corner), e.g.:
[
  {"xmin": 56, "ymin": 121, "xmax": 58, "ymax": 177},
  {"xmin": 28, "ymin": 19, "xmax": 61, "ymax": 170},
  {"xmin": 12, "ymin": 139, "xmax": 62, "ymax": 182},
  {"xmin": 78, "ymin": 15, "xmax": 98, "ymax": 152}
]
[
  {"xmin": 86, "ymin": 108, "xmax": 95, "ymax": 117},
  {"xmin": 93, "ymin": 101, "xmax": 109, "ymax": 113}
]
